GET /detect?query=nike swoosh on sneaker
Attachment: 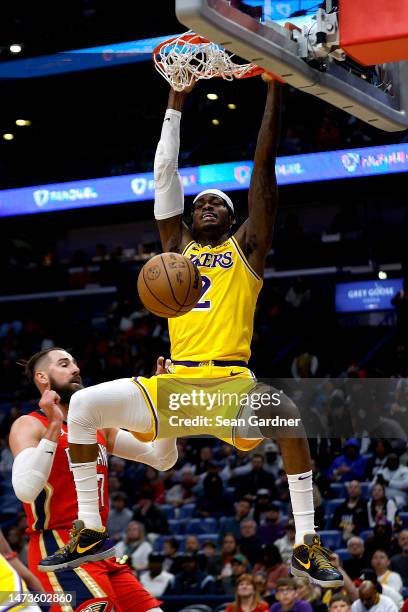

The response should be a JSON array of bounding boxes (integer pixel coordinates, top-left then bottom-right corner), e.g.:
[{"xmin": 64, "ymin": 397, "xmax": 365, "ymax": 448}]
[
  {"xmin": 76, "ymin": 540, "xmax": 103, "ymax": 554},
  {"xmin": 298, "ymin": 474, "xmax": 312, "ymax": 480},
  {"xmin": 294, "ymin": 557, "xmax": 311, "ymax": 570}
]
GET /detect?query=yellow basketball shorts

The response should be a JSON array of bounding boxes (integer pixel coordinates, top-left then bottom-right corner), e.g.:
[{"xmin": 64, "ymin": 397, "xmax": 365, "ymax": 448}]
[{"xmin": 131, "ymin": 363, "xmax": 263, "ymax": 452}]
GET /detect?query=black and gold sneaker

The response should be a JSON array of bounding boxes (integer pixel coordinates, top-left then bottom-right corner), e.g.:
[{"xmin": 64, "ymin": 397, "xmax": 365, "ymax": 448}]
[
  {"xmin": 38, "ymin": 520, "xmax": 115, "ymax": 572},
  {"xmin": 291, "ymin": 533, "xmax": 344, "ymax": 588}
]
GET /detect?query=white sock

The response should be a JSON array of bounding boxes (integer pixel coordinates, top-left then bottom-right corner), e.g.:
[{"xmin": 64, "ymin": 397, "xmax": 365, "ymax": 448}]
[
  {"xmin": 287, "ymin": 470, "xmax": 315, "ymax": 544},
  {"xmin": 71, "ymin": 461, "xmax": 102, "ymax": 530}
]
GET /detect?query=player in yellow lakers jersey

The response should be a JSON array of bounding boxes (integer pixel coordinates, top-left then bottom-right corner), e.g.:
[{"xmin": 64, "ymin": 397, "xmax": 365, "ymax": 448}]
[
  {"xmin": 0, "ymin": 528, "xmax": 43, "ymax": 611},
  {"xmin": 40, "ymin": 77, "xmax": 342, "ymax": 589}
]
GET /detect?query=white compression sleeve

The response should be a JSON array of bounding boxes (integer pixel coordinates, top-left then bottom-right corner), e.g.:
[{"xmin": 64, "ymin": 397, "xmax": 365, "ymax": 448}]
[
  {"xmin": 154, "ymin": 109, "xmax": 184, "ymax": 220},
  {"xmin": 12, "ymin": 438, "xmax": 57, "ymax": 503},
  {"xmin": 113, "ymin": 430, "xmax": 178, "ymax": 471}
]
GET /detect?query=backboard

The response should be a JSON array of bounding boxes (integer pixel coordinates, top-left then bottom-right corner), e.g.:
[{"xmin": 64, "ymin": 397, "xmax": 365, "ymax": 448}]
[{"xmin": 175, "ymin": 0, "xmax": 408, "ymax": 132}]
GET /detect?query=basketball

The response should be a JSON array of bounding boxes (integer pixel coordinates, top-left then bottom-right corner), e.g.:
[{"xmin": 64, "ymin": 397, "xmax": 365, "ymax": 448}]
[{"xmin": 137, "ymin": 253, "xmax": 202, "ymax": 318}]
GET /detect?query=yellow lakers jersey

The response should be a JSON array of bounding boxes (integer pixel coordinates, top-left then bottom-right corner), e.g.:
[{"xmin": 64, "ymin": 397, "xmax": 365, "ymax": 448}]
[
  {"xmin": 0, "ymin": 553, "xmax": 28, "ymax": 611},
  {"xmin": 168, "ymin": 236, "xmax": 263, "ymax": 362}
]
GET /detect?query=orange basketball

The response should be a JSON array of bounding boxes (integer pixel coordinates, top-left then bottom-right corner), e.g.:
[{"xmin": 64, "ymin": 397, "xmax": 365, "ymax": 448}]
[{"xmin": 137, "ymin": 252, "xmax": 202, "ymax": 318}]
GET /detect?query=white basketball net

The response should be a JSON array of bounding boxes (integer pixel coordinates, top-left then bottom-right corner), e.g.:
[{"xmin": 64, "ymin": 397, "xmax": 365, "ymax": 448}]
[{"xmin": 153, "ymin": 31, "xmax": 258, "ymax": 91}]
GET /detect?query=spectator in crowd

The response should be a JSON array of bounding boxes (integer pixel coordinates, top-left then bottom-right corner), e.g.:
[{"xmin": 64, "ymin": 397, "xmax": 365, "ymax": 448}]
[
  {"xmin": 330, "ymin": 553, "xmax": 359, "ymax": 604},
  {"xmin": 329, "ymin": 594, "xmax": 352, "ymax": 611},
  {"xmin": 202, "ymin": 540, "xmax": 222, "ymax": 576},
  {"xmin": 311, "ymin": 458, "xmax": 332, "ymax": 499},
  {"xmin": 165, "ymin": 468, "xmax": 197, "ymax": 507},
  {"xmin": 327, "ymin": 439, "xmax": 368, "ymax": 483},
  {"xmin": 262, "ymin": 441, "xmax": 283, "ymax": 477},
  {"xmin": 270, "ymin": 577, "xmax": 313, "ymax": 612},
  {"xmin": 365, "ymin": 521, "xmax": 399, "ymax": 561},
  {"xmin": 185, "ymin": 535, "xmax": 200, "ymax": 555},
  {"xmin": 253, "ymin": 573, "xmax": 269, "ymax": 604},
  {"xmin": 219, "ymin": 533, "xmax": 240, "ymax": 579},
  {"xmin": 225, "ymin": 573, "xmax": 269, "ymax": 612},
  {"xmin": 108, "ymin": 456, "xmax": 140, "ymax": 504},
  {"xmin": 367, "ymin": 483, "xmax": 398, "ymax": 529},
  {"xmin": 170, "ymin": 552, "xmax": 216, "ymax": 595},
  {"xmin": 107, "ymin": 491, "xmax": 133, "ymax": 543},
  {"xmin": 367, "ymin": 405, "xmax": 407, "ymax": 456},
  {"xmin": 274, "ymin": 519, "xmax": 296, "ymax": 565},
  {"xmin": 132, "ymin": 489, "xmax": 169, "ymax": 536},
  {"xmin": 360, "ymin": 569, "xmax": 403, "ymax": 609},
  {"xmin": 294, "ymin": 577, "xmax": 326, "ymax": 612},
  {"xmin": 331, "ymin": 480, "xmax": 369, "ymax": 541},
  {"xmin": 367, "ymin": 439, "xmax": 392, "ymax": 479},
  {"xmin": 221, "ymin": 554, "xmax": 250, "ymax": 595},
  {"xmin": 327, "ymin": 390, "xmax": 354, "ymax": 441},
  {"xmin": 195, "ymin": 465, "xmax": 234, "ymax": 518},
  {"xmin": 275, "ymin": 469, "xmax": 290, "ymax": 504},
  {"xmin": 162, "ymin": 537, "xmax": 180, "ymax": 574},
  {"xmin": 219, "ymin": 497, "xmax": 252, "ymax": 542},
  {"xmin": 115, "ymin": 520, "xmax": 153, "ymax": 571},
  {"xmin": 253, "ymin": 489, "xmax": 274, "ymax": 524},
  {"xmin": 371, "ymin": 549, "xmax": 403, "ymax": 594},
  {"xmin": 343, "ymin": 537, "xmax": 370, "ymax": 580},
  {"xmin": 390, "ymin": 529, "xmax": 408, "ymax": 586},
  {"xmin": 140, "ymin": 466, "xmax": 165, "ymax": 502},
  {"xmin": 257, "ymin": 503, "xmax": 286, "ymax": 544},
  {"xmin": 252, "ymin": 544, "xmax": 289, "ymax": 593},
  {"xmin": 239, "ymin": 519, "xmax": 263, "ymax": 566},
  {"xmin": 234, "ymin": 454, "xmax": 276, "ymax": 499},
  {"xmin": 351, "ymin": 579, "xmax": 397, "ymax": 611},
  {"xmin": 373, "ymin": 453, "xmax": 408, "ymax": 507},
  {"xmin": 194, "ymin": 446, "xmax": 215, "ymax": 476},
  {"xmin": 139, "ymin": 553, "xmax": 174, "ymax": 598}
]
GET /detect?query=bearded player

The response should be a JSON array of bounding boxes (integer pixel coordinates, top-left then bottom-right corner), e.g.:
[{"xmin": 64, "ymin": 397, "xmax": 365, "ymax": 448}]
[
  {"xmin": 9, "ymin": 347, "xmax": 169, "ymax": 611},
  {"xmin": 38, "ymin": 78, "xmax": 343, "ymax": 589}
]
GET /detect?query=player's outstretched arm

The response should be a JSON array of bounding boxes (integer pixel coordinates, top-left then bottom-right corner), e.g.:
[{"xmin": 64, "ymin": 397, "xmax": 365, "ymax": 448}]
[
  {"xmin": 154, "ymin": 87, "xmax": 194, "ymax": 253},
  {"xmin": 235, "ymin": 77, "xmax": 282, "ymax": 277}
]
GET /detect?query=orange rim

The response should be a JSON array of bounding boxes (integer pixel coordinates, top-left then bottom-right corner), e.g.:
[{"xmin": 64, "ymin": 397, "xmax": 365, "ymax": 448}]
[{"xmin": 153, "ymin": 32, "xmax": 211, "ymax": 61}]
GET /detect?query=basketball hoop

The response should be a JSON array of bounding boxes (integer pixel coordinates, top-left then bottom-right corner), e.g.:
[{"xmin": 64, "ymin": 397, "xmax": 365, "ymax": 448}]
[{"xmin": 153, "ymin": 31, "xmax": 264, "ymax": 91}]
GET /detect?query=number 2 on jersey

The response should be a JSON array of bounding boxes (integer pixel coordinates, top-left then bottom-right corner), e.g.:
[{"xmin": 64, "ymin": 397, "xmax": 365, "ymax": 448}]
[{"xmin": 194, "ymin": 274, "xmax": 211, "ymax": 310}]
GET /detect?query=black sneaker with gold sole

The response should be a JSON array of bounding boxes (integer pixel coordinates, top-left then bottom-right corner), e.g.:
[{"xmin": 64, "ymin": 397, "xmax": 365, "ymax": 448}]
[
  {"xmin": 38, "ymin": 520, "xmax": 115, "ymax": 572},
  {"xmin": 291, "ymin": 533, "xmax": 344, "ymax": 588}
]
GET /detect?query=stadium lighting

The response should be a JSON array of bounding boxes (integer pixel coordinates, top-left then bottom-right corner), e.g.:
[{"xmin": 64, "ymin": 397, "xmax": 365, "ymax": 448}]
[
  {"xmin": 378, "ymin": 271, "xmax": 388, "ymax": 280},
  {"xmin": 227, "ymin": 103, "xmax": 237, "ymax": 110},
  {"xmin": 207, "ymin": 93, "xmax": 218, "ymax": 100},
  {"xmin": 15, "ymin": 119, "xmax": 31, "ymax": 127},
  {"xmin": 10, "ymin": 44, "xmax": 22, "ymax": 54},
  {"xmin": 211, "ymin": 118, "xmax": 220, "ymax": 126},
  {"xmin": 3, "ymin": 133, "xmax": 15, "ymax": 141}
]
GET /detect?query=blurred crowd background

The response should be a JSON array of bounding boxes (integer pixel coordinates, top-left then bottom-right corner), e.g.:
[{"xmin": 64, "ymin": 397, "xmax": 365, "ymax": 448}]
[{"xmin": 1, "ymin": 1, "xmax": 408, "ymax": 611}]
